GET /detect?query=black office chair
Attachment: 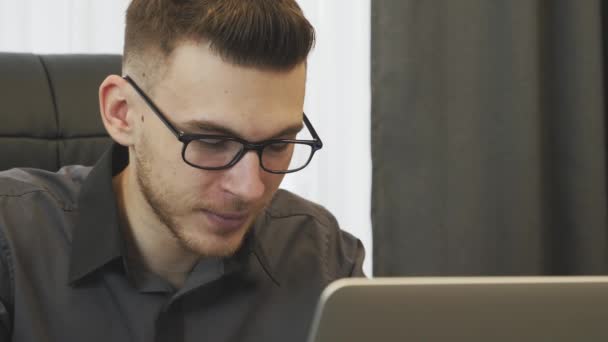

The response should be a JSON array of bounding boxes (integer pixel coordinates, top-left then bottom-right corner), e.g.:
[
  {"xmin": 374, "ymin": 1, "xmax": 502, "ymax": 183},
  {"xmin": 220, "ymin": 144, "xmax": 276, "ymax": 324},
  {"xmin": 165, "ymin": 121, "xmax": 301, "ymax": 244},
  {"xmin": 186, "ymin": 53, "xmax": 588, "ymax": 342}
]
[{"xmin": 0, "ymin": 53, "xmax": 121, "ymax": 171}]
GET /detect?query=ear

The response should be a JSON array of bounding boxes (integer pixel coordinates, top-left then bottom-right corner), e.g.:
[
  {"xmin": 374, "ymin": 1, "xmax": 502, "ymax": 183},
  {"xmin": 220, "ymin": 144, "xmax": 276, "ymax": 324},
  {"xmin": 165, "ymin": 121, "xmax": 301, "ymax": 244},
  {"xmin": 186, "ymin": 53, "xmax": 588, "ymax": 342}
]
[{"xmin": 99, "ymin": 75, "xmax": 137, "ymax": 146}]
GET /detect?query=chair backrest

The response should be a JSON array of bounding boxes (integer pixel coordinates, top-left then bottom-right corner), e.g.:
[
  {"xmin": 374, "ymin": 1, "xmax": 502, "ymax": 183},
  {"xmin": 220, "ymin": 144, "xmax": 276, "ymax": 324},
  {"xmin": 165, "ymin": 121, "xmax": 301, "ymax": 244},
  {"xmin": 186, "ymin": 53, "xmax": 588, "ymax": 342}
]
[{"xmin": 0, "ymin": 53, "xmax": 121, "ymax": 171}]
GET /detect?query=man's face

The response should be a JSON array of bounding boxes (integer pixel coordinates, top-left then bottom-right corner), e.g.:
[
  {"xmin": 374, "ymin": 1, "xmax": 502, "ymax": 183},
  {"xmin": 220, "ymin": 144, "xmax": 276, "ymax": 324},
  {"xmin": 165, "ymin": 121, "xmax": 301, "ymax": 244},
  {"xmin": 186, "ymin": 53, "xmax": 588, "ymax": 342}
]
[{"xmin": 128, "ymin": 42, "xmax": 306, "ymax": 257}]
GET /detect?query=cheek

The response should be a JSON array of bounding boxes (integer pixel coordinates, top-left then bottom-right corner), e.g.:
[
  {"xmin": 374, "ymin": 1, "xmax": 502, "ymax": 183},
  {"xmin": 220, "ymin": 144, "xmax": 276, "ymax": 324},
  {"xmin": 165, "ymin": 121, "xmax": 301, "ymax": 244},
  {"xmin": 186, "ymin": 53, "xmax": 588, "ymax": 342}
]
[
  {"xmin": 138, "ymin": 132, "xmax": 197, "ymax": 193},
  {"xmin": 168, "ymin": 166, "xmax": 215, "ymax": 198},
  {"xmin": 174, "ymin": 163, "xmax": 226, "ymax": 200},
  {"xmin": 142, "ymin": 133, "xmax": 189, "ymax": 180},
  {"xmin": 138, "ymin": 116, "xmax": 183, "ymax": 161},
  {"xmin": 262, "ymin": 174, "xmax": 285, "ymax": 197}
]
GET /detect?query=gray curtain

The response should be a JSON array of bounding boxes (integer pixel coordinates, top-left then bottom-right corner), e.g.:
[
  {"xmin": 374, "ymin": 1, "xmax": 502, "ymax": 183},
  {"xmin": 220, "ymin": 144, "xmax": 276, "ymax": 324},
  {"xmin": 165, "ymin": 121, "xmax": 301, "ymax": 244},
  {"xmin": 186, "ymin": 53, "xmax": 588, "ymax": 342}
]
[{"xmin": 372, "ymin": 0, "xmax": 608, "ymax": 276}]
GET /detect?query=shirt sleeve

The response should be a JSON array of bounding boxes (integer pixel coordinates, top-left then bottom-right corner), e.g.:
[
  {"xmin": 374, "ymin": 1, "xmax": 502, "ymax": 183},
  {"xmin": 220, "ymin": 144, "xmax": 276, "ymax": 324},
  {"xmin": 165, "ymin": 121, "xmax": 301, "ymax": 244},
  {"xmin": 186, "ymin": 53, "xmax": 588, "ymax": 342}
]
[
  {"xmin": 327, "ymin": 223, "xmax": 368, "ymax": 280},
  {"xmin": 0, "ymin": 232, "xmax": 13, "ymax": 340},
  {"xmin": 348, "ymin": 238, "xmax": 366, "ymax": 277}
]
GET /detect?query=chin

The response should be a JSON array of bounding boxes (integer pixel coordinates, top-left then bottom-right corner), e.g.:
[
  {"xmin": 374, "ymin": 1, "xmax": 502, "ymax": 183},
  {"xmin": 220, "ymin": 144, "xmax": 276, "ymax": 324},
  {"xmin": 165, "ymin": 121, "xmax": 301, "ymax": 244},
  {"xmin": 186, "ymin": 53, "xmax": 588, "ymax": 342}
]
[{"xmin": 179, "ymin": 225, "xmax": 249, "ymax": 258}]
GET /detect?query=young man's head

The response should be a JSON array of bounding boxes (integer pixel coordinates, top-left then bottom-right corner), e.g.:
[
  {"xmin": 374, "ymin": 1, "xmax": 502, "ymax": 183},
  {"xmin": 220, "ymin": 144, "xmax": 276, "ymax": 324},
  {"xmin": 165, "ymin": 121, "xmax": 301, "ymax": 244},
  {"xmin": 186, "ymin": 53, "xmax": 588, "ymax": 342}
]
[
  {"xmin": 122, "ymin": 0, "xmax": 315, "ymax": 91},
  {"xmin": 99, "ymin": 0, "xmax": 316, "ymax": 258}
]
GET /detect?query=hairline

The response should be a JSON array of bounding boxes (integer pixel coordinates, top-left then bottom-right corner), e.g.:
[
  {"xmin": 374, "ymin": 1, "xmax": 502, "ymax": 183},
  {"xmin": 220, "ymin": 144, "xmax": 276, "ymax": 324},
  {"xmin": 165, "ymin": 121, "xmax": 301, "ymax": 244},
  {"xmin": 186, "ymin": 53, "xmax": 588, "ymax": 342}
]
[{"xmin": 123, "ymin": 39, "xmax": 308, "ymax": 95}]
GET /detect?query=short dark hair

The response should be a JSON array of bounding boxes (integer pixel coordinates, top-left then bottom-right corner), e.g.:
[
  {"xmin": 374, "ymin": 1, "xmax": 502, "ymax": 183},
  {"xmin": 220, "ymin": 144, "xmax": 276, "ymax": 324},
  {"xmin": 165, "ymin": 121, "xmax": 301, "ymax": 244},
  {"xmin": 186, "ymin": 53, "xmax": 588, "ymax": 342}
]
[{"xmin": 124, "ymin": 0, "xmax": 315, "ymax": 83}]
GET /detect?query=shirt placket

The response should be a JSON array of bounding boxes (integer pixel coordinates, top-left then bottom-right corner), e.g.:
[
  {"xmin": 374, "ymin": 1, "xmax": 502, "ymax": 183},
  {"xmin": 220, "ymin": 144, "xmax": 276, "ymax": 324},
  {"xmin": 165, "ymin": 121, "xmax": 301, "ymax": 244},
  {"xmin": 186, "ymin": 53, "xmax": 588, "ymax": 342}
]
[{"xmin": 155, "ymin": 299, "xmax": 184, "ymax": 342}]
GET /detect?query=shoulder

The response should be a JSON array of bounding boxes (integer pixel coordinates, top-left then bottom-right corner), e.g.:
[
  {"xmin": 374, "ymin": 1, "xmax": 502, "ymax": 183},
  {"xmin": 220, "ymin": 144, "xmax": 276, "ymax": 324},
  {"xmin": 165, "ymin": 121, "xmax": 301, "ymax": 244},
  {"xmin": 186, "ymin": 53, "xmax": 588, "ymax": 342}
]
[
  {"xmin": 255, "ymin": 189, "xmax": 364, "ymax": 283},
  {"xmin": 0, "ymin": 166, "xmax": 91, "ymax": 209},
  {"xmin": 0, "ymin": 166, "xmax": 92, "ymax": 249},
  {"xmin": 0, "ymin": 166, "xmax": 92, "ymax": 318},
  {"xmin": 265, "ymin": 189, "xmax": 338, "ymax": 227}
]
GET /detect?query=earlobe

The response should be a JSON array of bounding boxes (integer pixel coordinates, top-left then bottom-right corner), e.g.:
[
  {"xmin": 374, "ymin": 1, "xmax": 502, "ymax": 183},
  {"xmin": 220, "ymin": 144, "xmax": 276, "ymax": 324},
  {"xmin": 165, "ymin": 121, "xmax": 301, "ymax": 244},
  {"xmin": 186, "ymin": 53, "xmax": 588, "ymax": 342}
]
[{"xmin": 99, "ymin": 75, "xmax": 136, "ymax": 146}]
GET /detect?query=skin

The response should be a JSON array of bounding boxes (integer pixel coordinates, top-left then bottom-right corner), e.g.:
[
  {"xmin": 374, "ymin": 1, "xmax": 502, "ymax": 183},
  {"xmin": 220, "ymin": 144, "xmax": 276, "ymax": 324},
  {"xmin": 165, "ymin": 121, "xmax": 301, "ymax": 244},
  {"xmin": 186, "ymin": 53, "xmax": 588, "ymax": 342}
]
[{"xmin": 99, "ymin": 41, "xmax": 306, "ymax": 288}]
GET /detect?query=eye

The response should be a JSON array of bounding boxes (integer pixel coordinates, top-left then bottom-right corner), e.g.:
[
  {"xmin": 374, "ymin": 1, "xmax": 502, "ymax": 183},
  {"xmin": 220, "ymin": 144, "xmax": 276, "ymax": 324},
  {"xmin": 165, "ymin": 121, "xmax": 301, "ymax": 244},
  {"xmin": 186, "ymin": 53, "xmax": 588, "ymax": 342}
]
[
  {"xmin": 202, "ymin": 138, "xmax": 227, "ymax": 145},
  {"xmin": 266, "ymin": 142, "xmax": 290, "ymax": 152},
  {"xmin": 191, "ymin": 138, "xmax": 235, "ymax": 152}
]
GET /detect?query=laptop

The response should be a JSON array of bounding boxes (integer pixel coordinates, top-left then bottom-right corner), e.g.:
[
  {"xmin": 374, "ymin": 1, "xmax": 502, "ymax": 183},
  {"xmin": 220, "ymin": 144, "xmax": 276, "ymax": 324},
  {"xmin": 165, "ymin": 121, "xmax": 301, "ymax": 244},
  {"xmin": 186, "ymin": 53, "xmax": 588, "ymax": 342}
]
[{"xmin": 306, "ymin": 276, "xmax": 608, "ymax": 342}]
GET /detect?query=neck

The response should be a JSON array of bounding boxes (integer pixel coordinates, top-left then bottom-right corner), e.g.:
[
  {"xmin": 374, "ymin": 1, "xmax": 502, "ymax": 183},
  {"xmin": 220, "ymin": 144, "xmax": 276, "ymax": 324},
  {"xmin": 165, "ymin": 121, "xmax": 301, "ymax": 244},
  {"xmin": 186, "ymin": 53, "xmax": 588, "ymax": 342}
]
[{"xmin": 112, "ymin": 166, "xmax": 199, "ymax": 288}]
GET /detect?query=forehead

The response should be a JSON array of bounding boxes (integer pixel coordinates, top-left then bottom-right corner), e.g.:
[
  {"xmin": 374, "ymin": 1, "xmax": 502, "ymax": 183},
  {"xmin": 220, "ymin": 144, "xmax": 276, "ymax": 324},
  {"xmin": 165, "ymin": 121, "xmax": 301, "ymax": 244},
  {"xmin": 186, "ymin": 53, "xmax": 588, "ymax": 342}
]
[{"xmin": 152, "ymin": 43, "xmax": 307, "ymax": 140}]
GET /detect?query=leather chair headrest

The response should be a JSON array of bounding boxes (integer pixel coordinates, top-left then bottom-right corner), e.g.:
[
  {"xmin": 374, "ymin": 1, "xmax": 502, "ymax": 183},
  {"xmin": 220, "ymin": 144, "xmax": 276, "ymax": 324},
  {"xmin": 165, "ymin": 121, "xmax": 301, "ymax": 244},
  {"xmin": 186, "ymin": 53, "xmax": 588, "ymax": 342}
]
[{"xmin": 0, "ymin": 53, "xmax": 121, "ymax": 171}]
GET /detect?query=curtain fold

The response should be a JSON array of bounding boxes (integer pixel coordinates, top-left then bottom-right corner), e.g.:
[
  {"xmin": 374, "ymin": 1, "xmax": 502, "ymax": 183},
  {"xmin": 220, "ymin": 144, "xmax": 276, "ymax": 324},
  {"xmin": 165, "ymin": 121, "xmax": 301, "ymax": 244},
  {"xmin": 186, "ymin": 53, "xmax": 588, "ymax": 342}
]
[{"xmin": 372, "ymin": 0, "xmax": 608, "ymax": 276}]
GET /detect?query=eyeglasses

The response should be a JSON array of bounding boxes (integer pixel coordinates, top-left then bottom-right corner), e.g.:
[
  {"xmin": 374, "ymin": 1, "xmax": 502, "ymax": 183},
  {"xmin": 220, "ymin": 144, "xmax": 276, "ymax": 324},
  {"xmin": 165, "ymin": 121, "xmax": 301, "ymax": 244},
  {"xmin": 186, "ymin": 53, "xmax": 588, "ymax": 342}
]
[{"xmin": 123, "ymin": 75, "xmax": 323, "ymax": 174}]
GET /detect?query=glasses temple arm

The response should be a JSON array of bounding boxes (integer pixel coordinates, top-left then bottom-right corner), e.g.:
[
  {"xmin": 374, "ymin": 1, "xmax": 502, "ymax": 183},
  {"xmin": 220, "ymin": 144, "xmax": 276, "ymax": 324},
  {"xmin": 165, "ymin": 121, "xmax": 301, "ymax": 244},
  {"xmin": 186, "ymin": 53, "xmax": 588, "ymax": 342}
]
[
  {"xmin": 123, "ymin": 75, "xmax": 182, "ymax": 138},
  {"xmin": 303, "ymin": 113, "xmax": 323, "ymax": 148}
]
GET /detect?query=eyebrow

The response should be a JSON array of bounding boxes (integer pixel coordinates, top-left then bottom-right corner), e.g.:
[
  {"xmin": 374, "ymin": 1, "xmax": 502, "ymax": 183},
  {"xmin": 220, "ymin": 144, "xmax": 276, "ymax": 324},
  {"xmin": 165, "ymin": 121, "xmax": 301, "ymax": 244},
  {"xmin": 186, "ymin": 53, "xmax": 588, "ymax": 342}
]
[{"xmin": 181, "ymin": 119, "xmax": 304, "ymax": 140}]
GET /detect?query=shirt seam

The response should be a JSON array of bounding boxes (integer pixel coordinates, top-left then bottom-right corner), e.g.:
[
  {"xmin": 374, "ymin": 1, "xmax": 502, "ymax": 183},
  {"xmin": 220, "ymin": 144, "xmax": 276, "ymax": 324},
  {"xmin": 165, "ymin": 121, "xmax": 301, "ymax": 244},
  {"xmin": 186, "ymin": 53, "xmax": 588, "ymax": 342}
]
[
  {"xmin": 0, "ymin": 189, "xmax": 71, "ymax": 211},
  {"xmin": 348, "ymin": 251, "xmax": 359, "ymax": 277},
  {"xmin": 323, "ymin": 220, "xmax": 331, "ymax": 282},
  {"xmin": 263, "ymin": 210, "xmax": 331, "ymax": 227},
  {"xmin": 0, "ymin": 224, "xmax": 15, "ymax": 322},
  {"xmin": 0, "ymin": 191, "xmax": 74, "ymax": 246}
]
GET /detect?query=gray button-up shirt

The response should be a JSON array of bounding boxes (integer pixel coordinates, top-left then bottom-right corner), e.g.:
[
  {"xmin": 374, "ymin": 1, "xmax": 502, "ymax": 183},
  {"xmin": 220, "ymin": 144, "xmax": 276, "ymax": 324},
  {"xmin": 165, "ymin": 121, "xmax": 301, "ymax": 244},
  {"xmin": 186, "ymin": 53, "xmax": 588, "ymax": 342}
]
[{"xmin": 0, "ymin": 144, "xmax": 365, "ymax": 342}]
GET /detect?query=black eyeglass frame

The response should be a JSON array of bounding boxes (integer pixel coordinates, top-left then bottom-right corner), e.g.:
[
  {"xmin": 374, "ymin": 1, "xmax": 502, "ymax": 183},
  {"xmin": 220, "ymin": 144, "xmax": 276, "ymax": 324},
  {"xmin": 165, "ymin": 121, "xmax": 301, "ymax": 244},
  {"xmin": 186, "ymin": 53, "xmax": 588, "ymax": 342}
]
[{"xmin": 123, "ymin": 75, "xmax": 323, "ymax": 174}]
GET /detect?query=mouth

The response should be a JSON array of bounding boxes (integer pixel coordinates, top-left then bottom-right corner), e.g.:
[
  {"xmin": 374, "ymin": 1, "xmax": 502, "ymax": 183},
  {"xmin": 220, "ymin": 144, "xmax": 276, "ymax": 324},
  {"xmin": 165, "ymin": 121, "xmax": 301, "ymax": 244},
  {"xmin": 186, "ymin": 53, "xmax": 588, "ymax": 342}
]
[{"xmin": 200, "ymin": 208, "xmax": 249, "ymax": 234}]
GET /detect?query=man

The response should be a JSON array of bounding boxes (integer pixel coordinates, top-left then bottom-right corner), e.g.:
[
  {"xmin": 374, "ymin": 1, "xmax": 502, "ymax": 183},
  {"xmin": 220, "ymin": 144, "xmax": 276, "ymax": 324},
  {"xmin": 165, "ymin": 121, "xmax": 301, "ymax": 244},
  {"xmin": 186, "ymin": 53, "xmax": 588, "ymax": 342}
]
[{"xmin": 0, "ymin": 0, "xmax": 365, "ymax": 341}]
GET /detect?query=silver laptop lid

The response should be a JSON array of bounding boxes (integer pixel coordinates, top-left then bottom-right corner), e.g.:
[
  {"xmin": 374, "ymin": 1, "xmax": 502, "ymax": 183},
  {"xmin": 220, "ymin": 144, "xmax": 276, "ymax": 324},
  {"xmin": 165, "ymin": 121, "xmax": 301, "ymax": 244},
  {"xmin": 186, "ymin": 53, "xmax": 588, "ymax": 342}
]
[{"xmin": 307, "ymin": 277, "xmax": 608, "ymax": 342}]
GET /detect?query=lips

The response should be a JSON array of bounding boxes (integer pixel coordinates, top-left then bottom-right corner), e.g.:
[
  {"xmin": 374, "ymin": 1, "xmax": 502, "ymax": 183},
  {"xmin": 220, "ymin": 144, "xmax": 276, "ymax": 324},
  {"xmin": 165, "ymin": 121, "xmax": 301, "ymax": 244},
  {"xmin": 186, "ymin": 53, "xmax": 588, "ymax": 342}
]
[{"xmin": 200, "ymin": 209, "xmax": 248, "ymax": 234}]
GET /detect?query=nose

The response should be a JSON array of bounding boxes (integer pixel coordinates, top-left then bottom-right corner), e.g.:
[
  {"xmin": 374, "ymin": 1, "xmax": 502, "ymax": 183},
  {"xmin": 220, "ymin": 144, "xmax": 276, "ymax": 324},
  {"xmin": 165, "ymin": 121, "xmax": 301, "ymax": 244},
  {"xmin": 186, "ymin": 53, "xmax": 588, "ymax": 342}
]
[{"xmin": 222, "ymin": 150, "xmax": 265, "ymax": 202}]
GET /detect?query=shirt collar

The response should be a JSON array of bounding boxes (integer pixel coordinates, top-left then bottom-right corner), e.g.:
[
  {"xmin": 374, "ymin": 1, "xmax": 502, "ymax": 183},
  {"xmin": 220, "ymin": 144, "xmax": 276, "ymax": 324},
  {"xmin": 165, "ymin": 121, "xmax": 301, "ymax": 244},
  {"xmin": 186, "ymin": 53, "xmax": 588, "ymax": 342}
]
[
  {"xmin": 68, "ymin": 143, "xmax": 280, "ymax": 286},
  {"xmin": 68, "ymin": 143, "xmax": 126, "ymax": 284}
]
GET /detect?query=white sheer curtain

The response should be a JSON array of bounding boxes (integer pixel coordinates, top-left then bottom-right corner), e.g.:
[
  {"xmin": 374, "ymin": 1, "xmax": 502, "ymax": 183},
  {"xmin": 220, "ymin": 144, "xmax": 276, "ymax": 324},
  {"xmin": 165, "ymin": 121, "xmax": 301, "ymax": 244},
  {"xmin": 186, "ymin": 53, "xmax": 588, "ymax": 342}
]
[{"xmin": 0, "ymin": 0, "xmax": 373, "ymax": 276}]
